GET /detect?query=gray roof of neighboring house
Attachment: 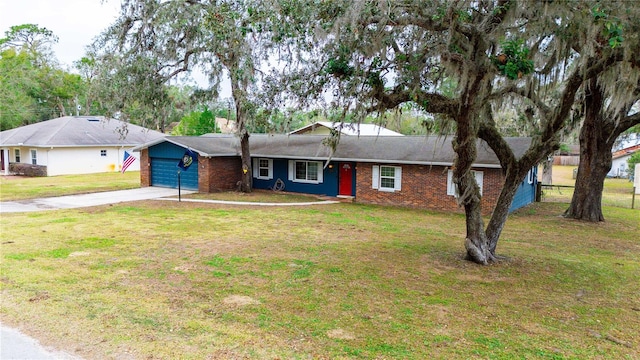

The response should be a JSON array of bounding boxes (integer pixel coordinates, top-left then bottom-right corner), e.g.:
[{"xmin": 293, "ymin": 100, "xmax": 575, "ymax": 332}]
[
  {"xmin": 136, "ymin": 134, "xmax": 532, "ymax": 168},
  {"xmin": 0, "ymin": 116, "xmax": 165, "ymax": 147}
]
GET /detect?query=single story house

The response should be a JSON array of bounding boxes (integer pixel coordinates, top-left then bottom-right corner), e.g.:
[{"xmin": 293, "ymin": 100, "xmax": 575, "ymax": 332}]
[
  {"xmin": 608, "ymin": 144, "xmax": 640, "ymax": 178},
  {"xmin": 214, "ymin": 117, "xmax": 237, "ymax": 134},
  {"xmin": 290, "ymin": 121, "xmax": 404, "ymax": 136},
  {"xmin": 134, "ymin": 134, "xmax": 537, "ymax": 214},
  {"xmin": 0, "ymin": 116, "xmax": 165, "ymax": 176}
]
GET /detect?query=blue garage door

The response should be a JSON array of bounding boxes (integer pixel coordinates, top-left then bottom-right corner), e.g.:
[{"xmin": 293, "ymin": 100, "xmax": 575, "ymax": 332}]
[{"xmin": 151, "ymin": 157, "xmax": 199, "ymax": 190}]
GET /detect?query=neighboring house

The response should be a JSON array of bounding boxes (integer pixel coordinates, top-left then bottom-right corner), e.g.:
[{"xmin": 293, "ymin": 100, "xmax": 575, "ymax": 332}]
[
  {"xmin": 553, "ymin": 144, "xmax": 580, "ymax": 166},
  {"xmin": 167, "ymin": 117, "xmax": 236, "ymax": 135},
  {"xmin": 0, "ymin": 116, "xmax": 165, "ymax": 176},
  {"xmin": 290, "ymin": 121, "xmax": 404, "ymax": 136},
  {"xmin": 214, "ymin": 117, "xmax": 237, "ymax": 134},
  {"xmin": 608, "ymin": 144, "xmax": 640, "ymax": 178},
  {"xmin": 134, "ymin": 134, "xmax": 537, "ymax": 214}
]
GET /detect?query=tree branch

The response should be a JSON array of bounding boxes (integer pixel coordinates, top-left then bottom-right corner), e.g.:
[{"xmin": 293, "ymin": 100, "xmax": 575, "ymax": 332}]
[
  {"xmin": 478, "ymin": 115, "xmax": 516, "ymax": 173},
  {"xmin": 368, "ymin": 86, "xmax": 457, "ymax": 116}
]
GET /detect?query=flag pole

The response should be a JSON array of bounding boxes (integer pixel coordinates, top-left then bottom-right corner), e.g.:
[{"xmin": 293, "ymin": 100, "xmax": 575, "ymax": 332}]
[{"xmin": 178, "ymin": 170, "xmax": 182, "ymax": 202}]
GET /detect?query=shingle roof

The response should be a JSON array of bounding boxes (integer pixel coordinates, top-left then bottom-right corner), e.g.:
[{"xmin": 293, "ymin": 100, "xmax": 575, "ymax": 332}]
[
  {"xmin": 612, "ymin": 144, "xmax": 640, "ymax": 159},
  {"xmin": 0, "ymin": 116, "xmax": 165, "ymax": 147},
  {"xmin": 137, "ymin": 134, "xmax": 532, "ymax": 168}
]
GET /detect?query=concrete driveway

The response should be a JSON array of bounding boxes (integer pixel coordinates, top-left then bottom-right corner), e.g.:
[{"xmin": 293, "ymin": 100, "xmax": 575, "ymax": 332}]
[
  {"xmin": 0, "ymin": 187, "xmax": 193, "ymax": 213},
  {"xmin": 0, "ymin": 188, "xmax": 190, "ymax": 358},
  {"xmin": 0, "ymin": 324, "xmax": 81, "ymax": 360},
  {"xmin": 0, "ymin": 187, "xmax": 342, "ymax": 357}
]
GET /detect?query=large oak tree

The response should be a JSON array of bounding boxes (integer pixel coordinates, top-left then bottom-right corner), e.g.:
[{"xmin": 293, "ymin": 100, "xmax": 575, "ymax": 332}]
[
  {"xmin": 94, "ymin": 0, "xmax": 283, "ymax": 191},
  {"xmin": 565, "ymin": 76, "xmax": 640, "ymax": 222},
  {"xmin": 281, "ymin": 0, "xmax": 632, "ymax": 264}
]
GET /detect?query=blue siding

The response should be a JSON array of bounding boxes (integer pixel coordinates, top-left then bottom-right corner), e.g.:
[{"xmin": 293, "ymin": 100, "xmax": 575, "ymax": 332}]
[
  {"xmin": 149, "ymin": 141, "xmax": 188, "ymax": 158},
  {"xmin": 253, "ymin": 158, "xmax": 343, "ymax": 196},
  {"xmin": 149, "ymin": 142, "xmax": 198, "ymax": 190},
  {"xmin": 510, "ymin": 166, "xmax": 537, "ymax": 212}
]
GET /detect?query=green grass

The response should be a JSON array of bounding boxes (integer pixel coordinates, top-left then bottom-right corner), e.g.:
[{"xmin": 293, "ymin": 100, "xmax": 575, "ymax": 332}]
[
  {"xmin": 541, "ymin": 166, "xmax": 637, "ymax": 208},
  {"xmin": 0, "ymin": 170, "xmax": 638, "ymax": 359},
  {"xmin": 182, "ymin": 190, "xmax": 327, "ymax": 203},
  {"xmin": 1, "ymin": 199, "xmax": 638, "ymax": 359},
  {"xmin": 0, "ymin": 172, "xmax": 140, "ymax": 201}
]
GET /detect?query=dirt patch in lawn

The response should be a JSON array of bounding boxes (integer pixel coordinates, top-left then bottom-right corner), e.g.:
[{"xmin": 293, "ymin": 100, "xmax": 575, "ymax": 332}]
[
  {"xmin": 1, "ymin": 201, "xmax": 638, "ymax": 359},
  {"xmin": 326, "ymin": 328, "xmax": 355, "ymax": 340},
  {"xmin": 222, "ymin": 295, "xmax": 261, "ymax": 307}
]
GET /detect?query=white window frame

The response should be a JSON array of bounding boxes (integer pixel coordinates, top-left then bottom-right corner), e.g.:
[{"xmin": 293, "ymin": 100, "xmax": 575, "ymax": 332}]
[
  {"xmin": 372, "ymin": 165, "xmax": 402, "ymax": 192},
  {"xmin": 100, "ymin": 149, "xmax": 107, "ymax": 157},
  {"xmin": 30, "ymin": 149, "xmax": 37, "ymax": 165},
  {"xmin": 288, "ymin": 160, "xmax": 324, "ymax": 184},
  {"xmin": 14, "ymin": 149, "xmax": 21, "ymax": 163},
  {"xmin": 527, "ymin": 168, "xmax": 534, "ymax": 184},
  {"xmin": 447, "ymin": 169, "xmax": 483, "ymax": 196},
  {"xmin": 252, "ymin": 158, "xmax": 273, "ymax": 180}
]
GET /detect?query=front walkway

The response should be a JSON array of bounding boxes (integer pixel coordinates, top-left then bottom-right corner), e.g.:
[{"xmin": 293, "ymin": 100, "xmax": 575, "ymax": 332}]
[
  {"xmin": 156, "ymin": 198, "xmax": 340, "ymax": 206},
  {"xmin": 0, "ymin": 187, "xmax": 341, "ymax": 213},
  {"xmin": 0, "ymin": 187, "xmax": 194, "ymax": 213}
]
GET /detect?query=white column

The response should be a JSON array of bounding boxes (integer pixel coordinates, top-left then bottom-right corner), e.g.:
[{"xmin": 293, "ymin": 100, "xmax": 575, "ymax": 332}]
[{"xmin": 3, "ymin": 148, "xmax": 9, "ymax": 175}]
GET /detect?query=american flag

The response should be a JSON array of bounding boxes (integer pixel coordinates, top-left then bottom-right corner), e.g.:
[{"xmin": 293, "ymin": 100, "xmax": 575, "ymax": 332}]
[{"xmin": 121, "ymin": 150, "xmax": 136, "ymax": 173}]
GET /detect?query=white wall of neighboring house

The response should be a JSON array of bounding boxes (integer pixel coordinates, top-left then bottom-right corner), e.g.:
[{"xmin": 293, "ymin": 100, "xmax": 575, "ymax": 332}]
[
  {"xmin": 608, "ymin": 154, "xmax": 632, "ymax": 178},
  {"xmin": 5, "ymin": 146, "xmax": 140, "ymax": 176},
  {"xmin": 300, "ymin": 127, "xmax": 332, "ymax": 136},
  {"xmin": 635, "ymin": 164, "xmax": 640, "ymax": 194}
]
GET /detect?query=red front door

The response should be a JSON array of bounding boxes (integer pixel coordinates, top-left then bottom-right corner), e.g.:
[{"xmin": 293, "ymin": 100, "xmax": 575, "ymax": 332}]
[{"xmin": 339, "ymin": 163, "xmax": 353, "ymax": 196}]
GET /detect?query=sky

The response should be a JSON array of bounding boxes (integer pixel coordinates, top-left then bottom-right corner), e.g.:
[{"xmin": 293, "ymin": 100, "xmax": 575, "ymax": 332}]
[
  {"xmin": 0, "ymin": 0, "xmax": 226, "ymax": 96},
  {"xmin": 0, "ymin": 0, "xmax": 120, "ymax": 69}
]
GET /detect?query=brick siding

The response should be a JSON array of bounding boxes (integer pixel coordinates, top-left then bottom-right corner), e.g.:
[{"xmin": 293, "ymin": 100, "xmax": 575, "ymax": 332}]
[
  {"xmin": 355, "ymin": 163, "xmax": 504, "ymax": 215},
  {"xmin": 140, "ymin": 150, "xmax": 150, "ymax": 187},
  {"xmin": 9, "ymin": 163, "xmax": 47, "ymax": 177},
  {"xmin": 199, "ymin": 156, "xmax": 243, "ymax": 192}
]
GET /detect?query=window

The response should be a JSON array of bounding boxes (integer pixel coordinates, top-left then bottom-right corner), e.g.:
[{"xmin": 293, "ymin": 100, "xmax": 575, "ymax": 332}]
[
  {"xmin": 100, "ymin": 150, "xmax": 107, "ymax": 157},
  {"xmin": 252, "ymin": 158, "xmax": 273, "ymax": 180},
  {"xmin": 372, "ymin": 165, "xmax": 402, "ymax": 192},
  {"xmin": 527, "ymin": 168, "xmax": 535, "ymax": 184},
  {"xmin": 14, "ymin": 149, "xmax": 21, "ymax": 163},
  {"xmin": 447, "ymin": 170, "xmax": 483, "ymax": 196},
  {"xmin": 288, "ymin": 160, "xmax": 323, "ymax": 183},
  {"xmin": 30, "ymin": 149, "xmax": 37, "ymax": 165}
]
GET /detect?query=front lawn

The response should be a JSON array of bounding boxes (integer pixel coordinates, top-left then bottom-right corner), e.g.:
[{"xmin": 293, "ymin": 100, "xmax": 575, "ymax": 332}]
[
  {"xmin": 1, "ymin": 200, "xmax": 638, "ymax": 359},
  {"xmin": 541, "ymin": 166, "xmax": 636, "ymax": 208},
  {"xmin": 182, "ymin": 190, "xmax": 328, "ymax": 203},
  {"xmin": 0, "ymin": 172, "xmax": 140, "ymax": 201}
]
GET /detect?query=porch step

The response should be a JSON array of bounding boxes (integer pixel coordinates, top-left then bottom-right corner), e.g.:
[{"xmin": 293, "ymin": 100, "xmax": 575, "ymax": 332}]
[{"xmin": 336, "ymin": 195, "xmax": 355, "ymax": 202}]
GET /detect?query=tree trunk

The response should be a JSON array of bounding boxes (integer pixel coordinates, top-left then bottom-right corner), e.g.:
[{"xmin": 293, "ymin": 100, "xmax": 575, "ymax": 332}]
[
  {"xmin": 478, "ymin": 118, "xmax": 555, "ymax": 258},
  {"xmin": 564, "ymin": 79, "xmax": 611, "ymax": 222},
  {"xmin": 238, "ymin": 128, "xmax": 252, "ymax": 192},
  {"xmin": 462, "ymin": 191, "xmax": 491, "ymax": 265},
  {"xmin": 453, "ymin": 116, "xmax": 490, "ymax": 264},
  {"xmin": 541, "ymin": 158, "xmax": 553, "ymax": 185},
  {"xmin": 56, "ymin": 98, "xmax": 66, "ymax": 117},
  {"xmin": 232, "ymin": 83, "xmax": 252, "ymax": 193},
  {"xmin": 486, "ymin": 167, "xmax": 527, "ymax": 254}
]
